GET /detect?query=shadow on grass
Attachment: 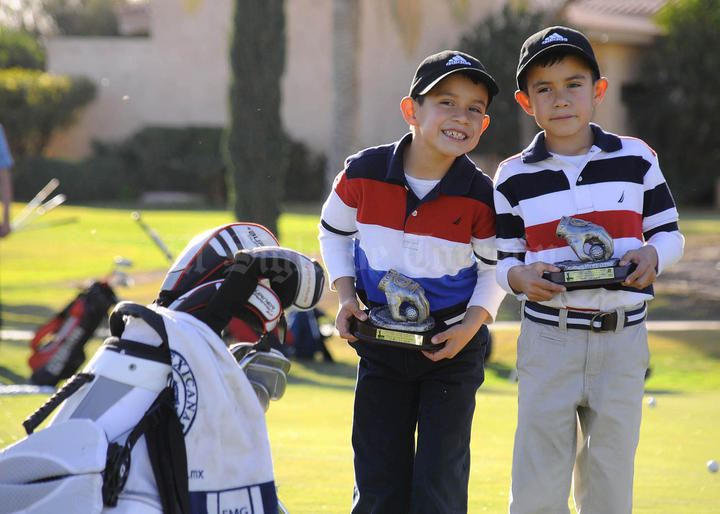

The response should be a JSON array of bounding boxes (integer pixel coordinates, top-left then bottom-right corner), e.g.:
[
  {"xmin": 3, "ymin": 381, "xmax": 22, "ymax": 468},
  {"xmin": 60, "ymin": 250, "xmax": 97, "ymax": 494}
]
[
  {"xmin": 643, "ymin": 388, "xmax": 680, "ymax": 395},
  {"xmin": 485, "ymin": 361, "xmax": 516, "ymax": 381},
  {"xmin": 2, "ymin": 303, "xmax": 57, "ymax": 331},
  {"xmin": 0, "ymin": 365, "xmax": 29, "ymax": 385},
  {"xmin": 287, "ymin": 358, "xmax": 357, "ymax": 391}
]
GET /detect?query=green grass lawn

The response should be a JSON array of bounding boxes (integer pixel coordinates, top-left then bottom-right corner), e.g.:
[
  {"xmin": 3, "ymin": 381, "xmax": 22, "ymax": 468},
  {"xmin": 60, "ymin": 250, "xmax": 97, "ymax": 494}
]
[
  {"xmin": 267, "ymin": 327, "xmax": 720, "ymax": 513},
  {"xmin": 0, "ymin": 205, "xmax": 718, "ymax": 512},
  {"xmin": 0, "ymin": 204, "xmax": 321, "ymax": 328},
  {"xmin": 2, "ymin": 329, "xmax": 718, "ymax": 513}
]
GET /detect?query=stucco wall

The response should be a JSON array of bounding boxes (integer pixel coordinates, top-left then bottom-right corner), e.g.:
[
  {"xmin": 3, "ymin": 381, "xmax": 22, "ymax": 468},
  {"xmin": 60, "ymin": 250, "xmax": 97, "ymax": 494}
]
[
  {"xmin": 46, "ymin": 0, "xmax": 234, "ymax": 157},
  {"xmin": 45, "ymin": 0, "xmax": 502, "ymax": 159},
  {"xmin": 45, "ymin": 0, "xmax": 650, "ymax": 161}
]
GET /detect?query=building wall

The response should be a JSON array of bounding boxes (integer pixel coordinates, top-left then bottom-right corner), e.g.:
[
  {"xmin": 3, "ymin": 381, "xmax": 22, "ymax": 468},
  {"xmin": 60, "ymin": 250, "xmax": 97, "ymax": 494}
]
[
  {"xmin": 45, "ymin": 0, "xmax": 504, "ymax": 159},
  {"xmin": 46, "ymin": 0, "xmax": 235, "ymax": 157},
  {"xmin": 45, "ymin": 0, "xmax": 652, "ymax": 161}
]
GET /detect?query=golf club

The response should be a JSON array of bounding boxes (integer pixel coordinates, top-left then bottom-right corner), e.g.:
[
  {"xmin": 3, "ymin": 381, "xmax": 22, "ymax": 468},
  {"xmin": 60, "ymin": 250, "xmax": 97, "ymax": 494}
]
[{"xmin": 131, "ymin": 211, "xmax": 174, "ymax": 263}]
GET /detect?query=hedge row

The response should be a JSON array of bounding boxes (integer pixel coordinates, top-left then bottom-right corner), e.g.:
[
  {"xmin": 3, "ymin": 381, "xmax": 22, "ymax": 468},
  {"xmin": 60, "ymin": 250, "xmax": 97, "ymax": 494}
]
[
  {"xmin": 13, "ymin": 126, "xmax": 326, "ymax": 205},
  {"xmin": 0, "ymin": 68, "xmax": 96, "ymax": 158}
]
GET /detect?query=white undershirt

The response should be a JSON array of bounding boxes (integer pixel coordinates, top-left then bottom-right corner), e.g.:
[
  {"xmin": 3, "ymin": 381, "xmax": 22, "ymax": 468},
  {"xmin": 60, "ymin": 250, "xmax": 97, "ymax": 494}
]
[
  {"xmin": 552, "ymin": 152, "xmax": 589, "ymax": 171},
  {"xmin": 405, "ymin": 173, "xmax": 440, "ymax": 199}
]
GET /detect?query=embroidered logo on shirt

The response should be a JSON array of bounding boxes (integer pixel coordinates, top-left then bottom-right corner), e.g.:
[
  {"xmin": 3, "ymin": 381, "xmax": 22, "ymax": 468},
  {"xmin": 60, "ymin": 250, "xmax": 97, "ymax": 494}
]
[
  {"xmin": 542, "ymin": 33, "xmax": 568, "ymax": 45},
  {"xmin": 452, "ymin": 216, "xmax": 462, "ymax": 225},
  {"xmin": 446, "ymin": 55, "xmax": 472, "ymax": 67},
  {"xmin": 618, "ymin": 191, "xmax": 625, "ymax": 203}
]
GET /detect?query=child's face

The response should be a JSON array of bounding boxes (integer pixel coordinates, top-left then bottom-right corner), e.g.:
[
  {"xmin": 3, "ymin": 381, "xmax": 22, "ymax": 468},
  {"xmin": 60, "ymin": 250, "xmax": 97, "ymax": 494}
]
[
  {"xmin": 515, "ymin": 54, "xmax": 607, "ymax": 151},
  {"xmin": 403, "ymin": 74, "xmax": 490, "ymax": 160}
]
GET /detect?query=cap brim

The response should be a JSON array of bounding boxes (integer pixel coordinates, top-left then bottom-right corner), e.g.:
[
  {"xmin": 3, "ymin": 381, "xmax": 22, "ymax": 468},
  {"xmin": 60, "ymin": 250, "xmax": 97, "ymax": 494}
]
[{"xmin": 417, "ymin": 68, "xmax": 499, "ymax": 98}]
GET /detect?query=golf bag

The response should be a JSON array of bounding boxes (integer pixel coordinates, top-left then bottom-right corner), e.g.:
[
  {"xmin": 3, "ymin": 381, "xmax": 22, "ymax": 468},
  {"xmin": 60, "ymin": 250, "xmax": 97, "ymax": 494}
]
[
  {"xmin": 28, "ymin": 281, "xmax": 118, "ymax": 386},
  {"xmin": 0, "ymin": 223, "xmax": 325, "ymax": 514}
]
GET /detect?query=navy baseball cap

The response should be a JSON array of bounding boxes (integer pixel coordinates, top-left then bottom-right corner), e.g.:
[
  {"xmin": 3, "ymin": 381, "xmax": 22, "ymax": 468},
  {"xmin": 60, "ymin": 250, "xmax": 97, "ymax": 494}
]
[
  {"xmin": 409, "ymin": 50, "xmax": 499, "ymax": 104},
  {"xmin": 516, "ymin": 26, "xmax": 600, "ymax": 90}
]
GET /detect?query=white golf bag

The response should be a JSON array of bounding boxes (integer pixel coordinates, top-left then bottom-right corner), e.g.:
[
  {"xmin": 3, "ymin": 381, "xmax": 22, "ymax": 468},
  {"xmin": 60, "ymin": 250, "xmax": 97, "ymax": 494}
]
[{"xmin": 0, "ymin": 223, "xmax": 325, "ymax": 514}]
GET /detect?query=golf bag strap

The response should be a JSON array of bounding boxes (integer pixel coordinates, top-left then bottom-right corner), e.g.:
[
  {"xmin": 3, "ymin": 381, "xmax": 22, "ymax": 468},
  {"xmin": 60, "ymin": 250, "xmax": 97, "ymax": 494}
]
[
  {"xmin": 144, "ymin": 388, "xmax": 191, "ymax": 514},
  {"xmin": 103, "ymin": 387, "xmax": 190, "ymax": 514},
  {"xmin": 23, "ymin": 372, "xmax": 95, "ymax": 435},
  {"xmin": 104, "ymin": 302, "xmax": 189, "ymax": 513},
  {"xmin": 109, "ymin": 301, "xmax": 169, "ymax": 348}
]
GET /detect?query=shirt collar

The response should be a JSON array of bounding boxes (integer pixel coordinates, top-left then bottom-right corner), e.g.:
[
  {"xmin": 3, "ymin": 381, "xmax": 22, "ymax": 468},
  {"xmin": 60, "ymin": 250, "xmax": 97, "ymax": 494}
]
[
  {"xmin": 521, "ymin": 123, "xmax": 622, "ymax": 164},
  {"xmin": 387, "ymin": 133, "xmax": 478, "ymax": 196}
]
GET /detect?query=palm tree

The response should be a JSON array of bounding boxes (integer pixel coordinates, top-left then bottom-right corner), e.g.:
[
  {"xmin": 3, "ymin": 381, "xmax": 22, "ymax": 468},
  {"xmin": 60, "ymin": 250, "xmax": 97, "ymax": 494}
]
[
  {"xmin": 324, "ymin": 0, "xmax": 361, "ymax": 193},
  {"xmin": 224, "ymin": 0, "xmax": 286, "ymax": 234}
]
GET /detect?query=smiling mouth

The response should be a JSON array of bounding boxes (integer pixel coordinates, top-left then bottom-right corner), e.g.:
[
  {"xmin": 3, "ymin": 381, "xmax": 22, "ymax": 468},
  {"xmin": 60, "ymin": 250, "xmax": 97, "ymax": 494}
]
[{"xmin": 442, "ymin": 129, "xmax": 468, "ymax": 141}]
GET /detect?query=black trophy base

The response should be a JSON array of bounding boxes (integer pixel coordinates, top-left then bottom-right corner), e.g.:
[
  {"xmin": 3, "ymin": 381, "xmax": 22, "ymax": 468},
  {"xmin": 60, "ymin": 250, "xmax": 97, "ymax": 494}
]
[
  {"xmin": 543, "ymin": 260, "xmax": 636, "ymax": 290},
  {"xmin": 351, "ymin": 318, "xmax": 442, "ymax": 351}
]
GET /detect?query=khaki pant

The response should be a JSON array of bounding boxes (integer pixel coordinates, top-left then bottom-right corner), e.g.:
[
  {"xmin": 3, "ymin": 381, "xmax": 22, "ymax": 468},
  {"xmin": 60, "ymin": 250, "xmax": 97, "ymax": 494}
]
[{"xmin": 509, "ymin": 316, "xmax": 649, "ymax": 514}]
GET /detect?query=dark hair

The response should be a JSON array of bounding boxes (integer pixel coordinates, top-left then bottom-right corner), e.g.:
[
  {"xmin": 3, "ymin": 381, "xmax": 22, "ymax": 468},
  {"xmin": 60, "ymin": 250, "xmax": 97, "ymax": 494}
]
[
  {"xmin": 412, "ymin": 70, "xmax": 489, "ymax": 107},
  {"xmin": 518, "ymin": 48, "xmax": 600, "ymax": 92}
]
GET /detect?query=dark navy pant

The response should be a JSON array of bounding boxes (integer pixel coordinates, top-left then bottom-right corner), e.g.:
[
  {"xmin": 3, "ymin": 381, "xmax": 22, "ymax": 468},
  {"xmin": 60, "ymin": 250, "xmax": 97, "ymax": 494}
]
[{"xmin": 350, "ymin": 325, "xmax": 488, "ymax": 514}]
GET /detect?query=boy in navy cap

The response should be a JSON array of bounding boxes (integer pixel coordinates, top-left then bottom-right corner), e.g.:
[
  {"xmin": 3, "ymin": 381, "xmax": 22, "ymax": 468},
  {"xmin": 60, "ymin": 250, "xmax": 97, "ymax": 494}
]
[
  {"xmin": 494, "ymin": 26, "xmax": 684, "ymax": 513},
  {"xmin": 319, "ymin": 50, "xmax": 505, "ymax": 513}
]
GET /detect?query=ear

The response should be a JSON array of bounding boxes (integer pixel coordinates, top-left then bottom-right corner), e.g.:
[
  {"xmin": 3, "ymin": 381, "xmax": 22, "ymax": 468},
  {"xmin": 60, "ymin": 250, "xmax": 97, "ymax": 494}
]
[
  {"xmin": 479, "ymin": 115, "xmax": 490, "ymax": 135},
  {"xmin": 514, "ymin": 90, "xmax": 534, "ymax": 116},
  {"xmin": 593, "ymin": 77, "xmax": 608, "ymax": 107},
  {"xmin": 400, "ymin": 96, "xmax": 419, "ymax": 127}
]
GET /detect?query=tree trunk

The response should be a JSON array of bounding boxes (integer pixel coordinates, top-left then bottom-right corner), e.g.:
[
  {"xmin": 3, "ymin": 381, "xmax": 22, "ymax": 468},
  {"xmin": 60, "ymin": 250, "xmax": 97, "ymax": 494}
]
[
  {"xmin": 324, "ymin": 0, "xmax": 360, "ymax": 194},
  {"xmin": 225, "ymin": 0, "xmax": 286, "ymax": 235}
]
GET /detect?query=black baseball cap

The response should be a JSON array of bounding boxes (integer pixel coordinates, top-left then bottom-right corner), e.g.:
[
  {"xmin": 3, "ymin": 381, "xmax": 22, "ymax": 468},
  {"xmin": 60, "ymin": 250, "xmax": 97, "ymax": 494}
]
[
  {"xmin": 409, "ymin": 50, "xmax": 499, "ymax": 104},
  {"xmin": 516, "ymin": 26, "xmax": 600, "ymax": 90}
]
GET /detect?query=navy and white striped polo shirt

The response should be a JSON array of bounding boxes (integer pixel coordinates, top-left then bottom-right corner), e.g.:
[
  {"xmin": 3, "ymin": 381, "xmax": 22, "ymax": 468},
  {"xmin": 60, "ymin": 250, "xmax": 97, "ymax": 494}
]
[
  {"xmin": 319, "ymin": 133, "xmax": 505, "ymax": 322},
  {"xmin": 493, "ymin": 123, "xmax": 684, "ymax": 311}
]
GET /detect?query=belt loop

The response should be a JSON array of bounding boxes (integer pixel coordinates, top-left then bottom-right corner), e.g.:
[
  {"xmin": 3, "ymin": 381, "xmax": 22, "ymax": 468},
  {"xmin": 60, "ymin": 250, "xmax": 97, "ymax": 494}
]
[
  {"xmin": 615, "ymin": 306, "xmax": 626, "ymax": 333},
  {"xmin": 520, "ymin": 300, "xmax": 526, "ymax": 321},
  {"xmin": 558, "ymin": 308, "xmax": 568, "ymax": 333}
]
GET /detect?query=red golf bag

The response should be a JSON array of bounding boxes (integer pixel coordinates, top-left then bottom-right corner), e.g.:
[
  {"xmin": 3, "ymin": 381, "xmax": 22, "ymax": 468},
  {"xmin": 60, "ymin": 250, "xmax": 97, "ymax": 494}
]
[{"xmin": 28, "ymin": 281, "xmax": 118, "ymax": 386}]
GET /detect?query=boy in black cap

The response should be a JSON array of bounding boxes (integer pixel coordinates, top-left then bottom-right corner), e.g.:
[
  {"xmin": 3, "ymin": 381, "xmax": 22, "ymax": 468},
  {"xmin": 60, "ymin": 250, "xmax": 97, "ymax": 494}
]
[
  {"xmin": 493, "ymin": 26, "xmax": 684, "ymax": 513},
  {"xmin": 319, "ymin": 50, "xmax": 505, "ymax": 513}
]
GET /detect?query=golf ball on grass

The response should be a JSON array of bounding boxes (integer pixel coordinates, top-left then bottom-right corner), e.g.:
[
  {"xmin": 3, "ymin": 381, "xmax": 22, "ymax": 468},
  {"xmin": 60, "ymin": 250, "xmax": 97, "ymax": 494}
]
[
  {"xmin": 708, "ymin": 460, "xmax": 719, "ymax": 473},
  {"xmin": 646, "ymin": 396, "xmax": 656, "ymax": 407}
]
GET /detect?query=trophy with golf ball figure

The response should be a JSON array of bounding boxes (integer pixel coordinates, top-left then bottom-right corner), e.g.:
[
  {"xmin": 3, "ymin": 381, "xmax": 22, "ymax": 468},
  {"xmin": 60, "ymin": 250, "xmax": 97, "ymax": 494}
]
[
  {"xmin": 352, "ymin": 269, "xmax": 440, "ymax": 350},
  {"xmin": 542, "ymin": 216, "xmax": 636, "ymax": 289}
]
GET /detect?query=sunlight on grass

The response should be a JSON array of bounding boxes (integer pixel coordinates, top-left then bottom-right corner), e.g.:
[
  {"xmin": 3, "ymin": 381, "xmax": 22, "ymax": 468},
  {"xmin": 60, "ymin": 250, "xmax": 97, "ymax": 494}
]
[{"xmin": 1, "ymin": 205, "xmax": 718, "ymax": 512}]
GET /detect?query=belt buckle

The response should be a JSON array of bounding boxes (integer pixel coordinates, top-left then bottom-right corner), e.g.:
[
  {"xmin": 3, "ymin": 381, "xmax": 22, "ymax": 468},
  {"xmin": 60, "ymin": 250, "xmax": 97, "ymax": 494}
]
[{"xmin": 590, "ymin": 312, "xmax": 614, "ymax": 332}]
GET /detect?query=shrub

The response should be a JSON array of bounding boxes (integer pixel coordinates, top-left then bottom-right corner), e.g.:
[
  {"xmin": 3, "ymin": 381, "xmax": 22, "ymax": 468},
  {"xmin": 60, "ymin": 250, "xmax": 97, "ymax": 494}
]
[
  {"xmin": 458, "ymin": 5, "xmax": 545, "ymax": 160},
  {"xmin": 92, "ymin": 127, "xmax": 227, "ymax": 203},
  {"xmin": 0, "ymin": 68, "xmax": 96, "ymax": 158},
  {"xmin": 623, "ymin": 0, "xmax": 720, "ymax": 206},
  {"xmin": 12, "ymin": 126, "xmax": 324, "ymax": 205},
  {"xmin": 285, "ymin": 138, "xmax": 326, "ymax": 203},
  {"xmin": 0, "ymin": 28, "xmax": 45, "ymax": 70},
  {"xmin": 43, "ymin": 0, "xmax": 121, "ymax": 36}
]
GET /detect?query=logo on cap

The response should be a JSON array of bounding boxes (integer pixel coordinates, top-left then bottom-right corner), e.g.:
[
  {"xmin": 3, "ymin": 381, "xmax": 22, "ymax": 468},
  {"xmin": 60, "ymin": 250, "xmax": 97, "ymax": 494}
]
[
  {"xmin": 445, "ymin": 55, "xmax": 472, "ymax": 67},
  {"xmin": 541, "ymin": 33, "xmax": 568, "ymax": 45}
]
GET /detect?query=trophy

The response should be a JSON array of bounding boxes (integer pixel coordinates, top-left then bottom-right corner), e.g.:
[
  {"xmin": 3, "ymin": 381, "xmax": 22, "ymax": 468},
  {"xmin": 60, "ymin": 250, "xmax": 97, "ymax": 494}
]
[
  {"xmin": 542, "ymin": 216, "xmax": 635, "ymax": 290},
  {"xmin": 351, "ymin": 269, "xmax": 441, "ymax": 350}
]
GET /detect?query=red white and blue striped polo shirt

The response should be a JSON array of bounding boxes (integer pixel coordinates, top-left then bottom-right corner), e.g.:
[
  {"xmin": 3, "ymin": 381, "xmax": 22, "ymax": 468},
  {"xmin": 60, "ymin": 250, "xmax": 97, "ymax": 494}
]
[
  {"xmin": 319, "ymin": 133, "xmax": 505, "ymax": 322},
  {"xmin": 493, "ymin": 124, "xmax": 684, "ymax": 311}
]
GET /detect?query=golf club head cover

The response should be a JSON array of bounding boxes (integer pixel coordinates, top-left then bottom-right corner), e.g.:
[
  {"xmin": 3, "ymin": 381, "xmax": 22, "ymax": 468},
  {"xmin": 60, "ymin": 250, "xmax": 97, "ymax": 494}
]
[
  {"xmin": 156, "ymin": 222, "xmax": 278, "ymax": 307},
  {"xmin": 200, "ymin": 246, "xmax": 324, "ymax": 334},
  {"xmin": 167, "ymin": 278, "xmax": 282, "ymax": 336},
  {"xmin": 227, "ymin": 247, "xmax": 326, "ymax": 311}
]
